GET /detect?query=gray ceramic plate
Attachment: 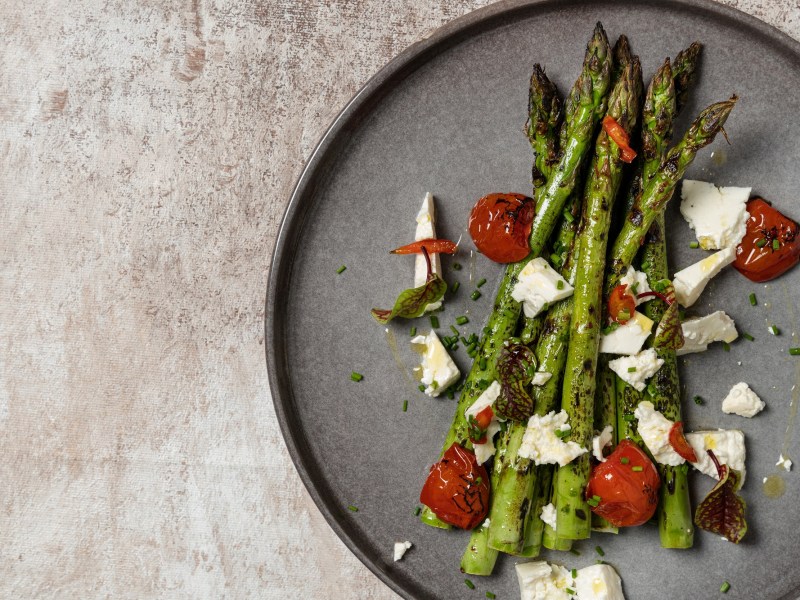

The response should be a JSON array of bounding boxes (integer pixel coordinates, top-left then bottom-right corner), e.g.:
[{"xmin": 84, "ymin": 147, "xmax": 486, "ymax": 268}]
[{"xmin": 266, "ymin": 1, "xmax": 800, "ymax": 598}]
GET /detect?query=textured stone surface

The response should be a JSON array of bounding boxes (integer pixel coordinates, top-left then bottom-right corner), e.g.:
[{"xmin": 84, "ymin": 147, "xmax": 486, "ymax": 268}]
[{"xmin": 0, "ymin": 1, "xmax": 797, "ymax": 598}]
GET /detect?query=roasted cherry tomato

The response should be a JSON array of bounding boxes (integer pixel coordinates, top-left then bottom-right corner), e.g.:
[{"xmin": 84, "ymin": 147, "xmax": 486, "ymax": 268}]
[
  {"xmin": 391, "ymin": 238, "xmax": 458, "ymax": 255},
  {"xmin": 607, "ymin": 284, "xmax": 636, "ymax": 324},
  {"xmin": 468, "ymin": 193, "xmax": 535, "ymax": 263},
  {"xmin": 585, "ymin": 439, "xmax": 660, "ymax": 527},
  {"xmin": 602, "ymin": 115, "xmax": 637, "ymax": 163},
  {"xmin": 668, "ymin": 421, "xmax": 698, "ymax": 463},
  {"xmin": 734, "ymin": 197, "xmax": 800, "ymax": 282},
  {"xmin": 419, "ymin": 443, "xmax": 490, "ymax": 529}
]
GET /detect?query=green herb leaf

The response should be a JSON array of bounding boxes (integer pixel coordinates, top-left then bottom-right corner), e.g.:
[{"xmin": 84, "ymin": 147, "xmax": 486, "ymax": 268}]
[
  {"xmin": 494, "ymin": 343, "xmax": 537, "ymax": 421},
  {"xmin": 653, "ymin": 282, "xmax": 684, "ymax": 350},
  {"xmin": 694, "ymin": 450, "xmax": 747, "ymax": 544},
  {"xmin": 371, "ymin": 275, "xmax": 447, "ymax": 324}
]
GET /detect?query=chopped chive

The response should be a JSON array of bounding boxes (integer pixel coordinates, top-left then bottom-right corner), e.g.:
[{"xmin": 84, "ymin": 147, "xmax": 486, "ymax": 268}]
[
  {"xmin": 689, "ymin": 241, "xmax": 700, "ymax": 249},
  {"xmin": 447, "ymin": 387, "xmax": 455, "ymax": 399},
  {"xmin": 347, "ymin": 505, "xmax": 359, "ymax": 512},
  {"xmin": 749, "ymin": 293, "xmax": 757, "ymax": 306},
  {"xmin": 566, "ymin": 589, "xmax": 576, "ymax": 595},
  {"xmin": 479, "ymin": 357, "xmax": 487, "ymax": 370},
  {"xmin": 350, "ymin": 372, "xmax": 364, "ymax": 382},
  {"xmin": 722, "ymin": 342, "xmax": 731, "ymax": 352},
  {"xmin": 595, "ymin": 545, "xmax": 605, "ymax": 557},
  {"xmin": 756, "ymin": 238, "xmax": 767, "ymax": 247},
  {"xmin": 418, "ymin": 384, "xmax": 426, "ymax": 392},
  {"xmin": 477, "ymin": 278, "xmax": 487, "ymax": 288},
  {"xmin": 587, "ymin": 497, "xmax": 600, "ymax": 507},
  {"xmin": 562, "ymin": 207, "xmax": 575, "ymax": 223},
  {"xmin": 450, "ymin": 325, "xmax": 460, "ymax": 336},
  {"xmin": 336, "ymin": 265, "xmax": 347, "ymax": 274},
  {"xmin": 620, "ymin": 457, "xmax": 630, "ymax": 464},
  {"xmin": 550, "ymin": 253, "xmax": 563, "ymax": 267},
  {"xmin": 646, "ymin": 382, "xmax": 658, "ymax": 397},
  {"xmin": 769, "ymin": 325, "xmax": 780, "ymax": 336},
  {"xmin": 569, "ymin": 548, "xmax": 581, "ymax": 556},
  {"xmin": 451, "ymin": 344, "xmax": 459, "ymax": 352},
  {"xmin": 461, "ymin": 336, "xmax": 469, "ymax": 345},
  {"xmin": 414, "ymin": 506, "xmax": 421, "ymax": 516},
  {"xmin": 627, "ymin": 366, "xmax": 637, "ymax": 373},
  {"xmin": 471, "ymin": 290, "xmax": 482, "ymax": 301},
  {"xmin": 410, "ymin": 326, "xmax": 417, "ymax": 337},
  {"xmin": 773, "ymin": 238, "xmax": 781, "ymax": 250},
  {"xmin": 631, "ymin": 282, "xmax": 639, "ymax": 295},
  {"xmin": 742, "ymin": 332, "xmax": 754, "ymax": 341},
  {"xmin": 631, "ymin": 465, "xmax": 643, "ymax": 472},
  {"xmin": 790, "ymin": 348, "xmax": 800, "ymax": 356},
  {"xmin": 486, "ymin": 593, "xmax": 496, "ymax": 600},
  {"xmin": 694, "ymin": 395, "xmax": 704, "ymax": 405},
  {"xmin": 451, "ymin": 281, "xmax": 461, "ymax": 293},
  {"xmin": 402, "ymin": 400, "xmax": 408, "ymax": 412},
  {"xmin": 592, "ymin": 495, "xmax": 601, "ymax": 502},
  {"xmin": 640, "ymin": 260, "xmax": 651, "ymax": 271},
  {"xmin": 555, "ymin": 428, "xmax": 571, "ymax": 439},
  {"xmin": 623, "ymin": 414, "xmax": 636, "ymax": 422},
  {"xmin": 571, "ymin": 568, "xmax": 577, "ymax": 579},
  {"xmin": 452, "ymin": 262, "xmax": 463, "ymax": 271},
  {"xmin": 720, "ymin": 581, "xmax": 731, "ymax": 593},
  {"xmin": 430, "ymin": 315, "xmax": 439, "ymax": 329},
  {"xmin": 557, "ymin": 279, "xmax": 565, "ymax": 290},
  {"xmin": 464, "ymin": 578, "xmax": 475, "ymax": 590},
  {"xmin": 456, "ymin": 316, "xmax": 470, "ymax": 325}
]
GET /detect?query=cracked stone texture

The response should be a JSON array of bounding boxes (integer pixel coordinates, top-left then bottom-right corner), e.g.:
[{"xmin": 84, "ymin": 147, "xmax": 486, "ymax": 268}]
[{"xmin": 0, "ymin": 0, "xmax": 797, "ymax": 598}]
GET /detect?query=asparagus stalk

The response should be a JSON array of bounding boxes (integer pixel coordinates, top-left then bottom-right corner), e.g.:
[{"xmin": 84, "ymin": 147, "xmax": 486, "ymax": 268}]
[
  {"xmin": 542, "ymin": 467, "xmax": 573, "ymax": 551},
  {"xmin": 422, "ymin": 22, "xmax": 612, "ymax": 532},
  {"xmin": 555, "ymin": 57, "xmax": 643, "ymax": 541}
]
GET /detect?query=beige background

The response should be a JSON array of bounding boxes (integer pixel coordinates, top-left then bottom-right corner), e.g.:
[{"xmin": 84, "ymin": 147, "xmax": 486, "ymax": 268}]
[{"xmin": 1, "ymin": 0, "xmax": 797, "ymax": 598}]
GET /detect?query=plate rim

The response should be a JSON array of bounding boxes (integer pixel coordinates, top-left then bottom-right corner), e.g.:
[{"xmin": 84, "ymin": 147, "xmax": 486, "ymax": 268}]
[{"xmin": 264, "ymin": 1, "xmax": 800, "ymax": 598}]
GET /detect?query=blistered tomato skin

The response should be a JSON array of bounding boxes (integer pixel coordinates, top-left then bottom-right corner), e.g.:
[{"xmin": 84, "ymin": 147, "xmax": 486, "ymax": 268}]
[
  {"xmin": 585, "ymin": 439, "xmax": 660, "ymax": 527},
  {"xmin": 734, "ymin": 197, "xmax": 800, "ymax": 282},
  {"xmin": 468, "ymin": 193, "xmax": 535, "ymax": 263},
  {"xmin": 419, "ymin": 443, "xmax": 490, "ymax": 529}
]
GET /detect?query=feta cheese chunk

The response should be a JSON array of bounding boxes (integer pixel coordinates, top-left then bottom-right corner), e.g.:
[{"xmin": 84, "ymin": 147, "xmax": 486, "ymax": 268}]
[
  {"xmin": 673, "ymin": 246, "xmax": 736, "ymax": 307},
  {"xmin": 609, "ymin": 349, "xmax": 664, "ymax": 392},
  {"xmin": 620, "ymin": 266, "xmax": 651, "ymax": 305},
  {"xmin": 685, "ymin": 429, "xmax": 746, "ymax": 484},
  {"xmin": 540, "ymin": 503, "xmax": 557, "ymax": 531},
  {"xmin": 676, "ymin": 311, "xmax": 738, "ymax": 355},
  {"xmin": 680, "ymin": 180, "xmax": 751, "ymax": 250},
  {"xmin": 592, "ymin": 425, "xmax": 614, "ymax": 462},
  {"xmin": 511, "ymin": 257, "xmax": 574, "ymax": 318},
  {"xmin": 722, "ymin": 382, "xmax": 765, "ymax": 418},
  {"xmin": 531, "ymin": 371, "xmax": 552, "ymax": 386},
  {"xmin": 393, "ymin": 541, "xmax": 412, "ymax": 561},
  {"xmin": 634, "ymin": 401, "xmax": 685, "ymax": 466},
  {"xmin": 519, "ymin": 410, "xmax": 588, "ymax": 467},
  {"xmin": 574, "ymin": 564, "xmax": 626, "ymax": 600},
  {"xmin": 777, "ymin": 454, "xmax": 793, "ymax": 472},
  {"xmin": 599, "ymin": 312, "xmax": 654, "ymax": 355},
  {"xmin": 464, "ymin": 381, "xmax": 502, "ymax": 464},
  {"xmin": 413, "ymin": 192, "xmax": 442, "ymax": 312},
  {"xmin": 410, "ymin": 331, "xmax": 460, "ymax": 397},
  {"xmin": 516, "ymin": 561, "xmax": 571, "ymax": 600}
]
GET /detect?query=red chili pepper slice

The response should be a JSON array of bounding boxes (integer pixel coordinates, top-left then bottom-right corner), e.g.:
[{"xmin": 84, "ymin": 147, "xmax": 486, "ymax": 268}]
[
  {"xmin": 602, "ymin": 115, "xmax": 637, "ymax": 163},
  {"xmin": 391, "ymin": 238, "xmax": 458, "ymax": 255},
  {"xmin": 668, "ymin": 421, "xmax": 698, "ymax": 463}
]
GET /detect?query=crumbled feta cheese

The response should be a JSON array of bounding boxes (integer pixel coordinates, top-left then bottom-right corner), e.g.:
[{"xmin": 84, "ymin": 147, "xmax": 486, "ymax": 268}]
[
  {"xmin": 410, "ymin": 331, "xmax": 460, "ymax": 397},
  {"xmin": 413, "ymin": 192, "xmax": 442, "ymax": 311},
  {"xmin": 532, "ymin": 371, "xmax": 553, "ymax": 386},
  {"xmin": 676, "ymin": 311, "xmax": 738, "ymax": 355},
  {"xmin": 777, "ymin": 454, "xmax": 793, "ymax": 472},
  {"xmin": 482, "ymin": 518, "xmax": 491, "ymax": 529},
  {"xmin": 393, "ymin": 541, "xmax": 412, "ymax": 561},
  {"xmin": 673, "ymin": 246, "xmax": 736, "ymax": 307},
  {"xmin": 573, "ymin": 564, "xmax": 626, "ymax": 600},
  {"xmin": 608, "ymin": 349, "xmax": 664, "ymax": 392},
  {"xmin": 685, "ymin": 429, "xmax": 746, "ymax": 484},
  {"xmin": 519, "ymin": 410, "xmax": 588, "ymax": 467},
  {"xmin": 516, "ymin": 561, "xmax": 571, "ymax": 600},
  {"xmin": 592, "ymin": 425, "xmax": 614, "ymax": 462},
  {"xmin": 599, "ymin": 312, "xmax": 654, "ymax": 355},
  {"xmin": 540, "ymin": 503, "xmax": 557, "ymax": 531},
  {"xmin": 634, "ymin": 401, "xmax": 685, "ymax": 466},
  {"xmin": 464, "ymin": 381, "xmax": 502, "ymax": 464},
  {"xmin": 721, "ymin": 382, "xmax": 765, "ymax": 418},
  {"xmin": 511, "ymin": 257, "xmax": 574, "ymax": 318},
  {"xmin": 620, "ymin": 265, "xmax": 651, "ymax": 305},
  {"xmin": 679, "ymin": 180, "xmax": 751, "ymax": 250}
]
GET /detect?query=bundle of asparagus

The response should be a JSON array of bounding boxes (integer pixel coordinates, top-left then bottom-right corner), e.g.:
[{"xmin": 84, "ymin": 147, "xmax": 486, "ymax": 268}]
[{"xmin": 417, "ymin": 23, "xmax": 737, "ymax": 576}]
